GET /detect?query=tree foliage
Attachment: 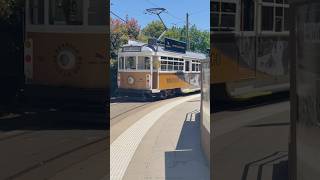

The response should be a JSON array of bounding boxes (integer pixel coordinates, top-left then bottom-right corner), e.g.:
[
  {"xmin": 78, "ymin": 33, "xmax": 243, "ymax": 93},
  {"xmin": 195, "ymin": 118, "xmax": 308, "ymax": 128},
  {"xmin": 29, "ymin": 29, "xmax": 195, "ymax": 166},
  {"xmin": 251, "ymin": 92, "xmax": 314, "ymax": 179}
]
[
  {"xmin": 141, "ymin": 20, "xmax": 165, "ymax": 39},
  {"xmin": 110, "ymin": 16, "xmax": 141, "ymax": 94},
  {"xmin": 141, "ymin": 20, "xmax": 209, "ymax": 54},
  {"xmin": 110, "ymin": 16, "xmax": 140, "ymax": 59}
]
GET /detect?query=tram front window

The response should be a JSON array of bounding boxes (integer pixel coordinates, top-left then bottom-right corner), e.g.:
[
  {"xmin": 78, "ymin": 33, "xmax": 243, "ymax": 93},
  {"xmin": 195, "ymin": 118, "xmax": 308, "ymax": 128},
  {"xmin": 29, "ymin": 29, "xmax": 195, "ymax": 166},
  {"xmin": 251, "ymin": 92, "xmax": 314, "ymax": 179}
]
[
  {"xmin": 137, "ymin": 56, "xmax": 150, "ymax": 70},
  {"xmin": 119, "ymin": 57, "xmax": 124, "ymax": 70},
  {"xmin": 125, "ymin": 56, "xmax": 136, "ymax": 70},
  {"xmin": 49, "ymin": 0, "xmax": 83, "ymax": 25},
  {"xmin": 211, "ymin": 1, "xmax": 236, "ymax": 31},
  {"xmin": 29, "ymin": 0, "xmax": 45, "ymax": 25},
  {"xmin": 88, "ymin": 0, "xmax": 107, "ymax": 25}
]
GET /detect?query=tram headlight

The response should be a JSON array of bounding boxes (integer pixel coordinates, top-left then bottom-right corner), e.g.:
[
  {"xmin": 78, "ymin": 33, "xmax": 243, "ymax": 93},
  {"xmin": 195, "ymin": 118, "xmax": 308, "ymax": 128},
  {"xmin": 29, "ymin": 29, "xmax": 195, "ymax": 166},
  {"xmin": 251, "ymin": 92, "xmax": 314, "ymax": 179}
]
[
  {"xmin": 128, "ymin": 76, "xmax": 135, "ymax": 85},
  {"xmin": 57, "ymin": 50, "xmax": 76, "ymax": 70}
]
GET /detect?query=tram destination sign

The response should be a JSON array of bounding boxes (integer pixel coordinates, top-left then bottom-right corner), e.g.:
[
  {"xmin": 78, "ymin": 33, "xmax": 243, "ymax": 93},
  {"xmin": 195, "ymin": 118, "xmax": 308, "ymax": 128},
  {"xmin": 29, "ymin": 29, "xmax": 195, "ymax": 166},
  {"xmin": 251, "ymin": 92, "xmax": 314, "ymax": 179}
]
[
  {"xmin": 164, "ymin": 38, "xmax": 186, "ymax": 53},
  {"xmin": 122, "ymin": 46, "xmax": 141, "ymax": 52}
]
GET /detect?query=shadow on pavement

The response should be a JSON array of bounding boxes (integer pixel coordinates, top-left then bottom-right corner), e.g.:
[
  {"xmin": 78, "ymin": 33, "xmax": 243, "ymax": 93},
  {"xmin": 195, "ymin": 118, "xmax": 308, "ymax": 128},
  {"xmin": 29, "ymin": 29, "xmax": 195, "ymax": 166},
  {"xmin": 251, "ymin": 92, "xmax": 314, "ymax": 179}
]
[
  {"xmin": 241, "ymin": 151, "xmax": 288, "ymax": 180},
  {"xmin": 165, "ymin": 111, "xmax": 209, "ymax": 180},
  {"xmin": 245, "ymin": 122, "xmax": 290, "ymax": 128}
]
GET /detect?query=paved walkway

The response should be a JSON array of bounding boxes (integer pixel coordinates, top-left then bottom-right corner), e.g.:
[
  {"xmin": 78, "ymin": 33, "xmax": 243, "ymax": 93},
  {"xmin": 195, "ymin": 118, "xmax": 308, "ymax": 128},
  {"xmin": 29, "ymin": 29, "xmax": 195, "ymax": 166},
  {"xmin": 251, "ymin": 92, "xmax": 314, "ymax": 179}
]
[{"xmin": 110, "ymin": 94, "xmax": 209, "ymax": 180}]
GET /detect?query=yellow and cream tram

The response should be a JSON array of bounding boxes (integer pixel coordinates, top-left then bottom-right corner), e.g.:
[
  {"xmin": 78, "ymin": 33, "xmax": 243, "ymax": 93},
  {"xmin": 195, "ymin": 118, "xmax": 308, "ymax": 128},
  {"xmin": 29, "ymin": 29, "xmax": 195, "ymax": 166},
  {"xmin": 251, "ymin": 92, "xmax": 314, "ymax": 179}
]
[
  {"xmin": 117, "ymin": 38, "xmax": 206, "ymax": 99},
  {"xmin": 24, "ymin": 0, "xmax": 108, "ymax": 103},
  {"xmin": 211, "ymin": 0, "xmax": 290, "ymax": 101}
]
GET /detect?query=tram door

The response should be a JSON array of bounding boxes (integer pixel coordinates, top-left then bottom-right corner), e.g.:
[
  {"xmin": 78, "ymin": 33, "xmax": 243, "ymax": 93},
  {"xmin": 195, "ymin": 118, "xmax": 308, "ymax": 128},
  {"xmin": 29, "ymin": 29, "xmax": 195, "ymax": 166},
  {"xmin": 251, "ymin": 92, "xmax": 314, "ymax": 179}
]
[{"xmin": 152, "ymin": 56, "xmax": 158, "ymax": 89}]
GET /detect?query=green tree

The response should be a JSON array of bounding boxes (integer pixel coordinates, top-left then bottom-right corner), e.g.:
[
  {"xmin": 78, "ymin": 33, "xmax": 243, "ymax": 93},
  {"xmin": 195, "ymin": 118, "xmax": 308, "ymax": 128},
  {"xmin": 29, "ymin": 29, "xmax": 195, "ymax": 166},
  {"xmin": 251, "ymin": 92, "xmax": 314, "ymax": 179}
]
[
  {"xmin": 110, "ymin": 17, "xmax": 140, "ymax": 59},
  {"xmin": 141, "ymin": 20, "xmax": 165, "ymax": 39},
  {"xmin": 141, "ymin": 21, "xmax": 209, "ymax": 54},
  {"xmin": 110, "ymin": 16, "xmax": 140, "ymax": 95},
  {"xmin": 189, "ymin": 25, "xmax": 210, "ymax": 53}
]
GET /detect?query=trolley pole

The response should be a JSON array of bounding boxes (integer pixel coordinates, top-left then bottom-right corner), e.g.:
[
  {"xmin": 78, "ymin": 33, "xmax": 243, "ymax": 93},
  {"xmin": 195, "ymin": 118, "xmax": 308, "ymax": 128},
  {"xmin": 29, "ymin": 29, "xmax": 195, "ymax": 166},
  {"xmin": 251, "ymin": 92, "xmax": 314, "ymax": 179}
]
[{"xmin": 186, "ymin": 13, "xmax": 190, "ymax": 50}]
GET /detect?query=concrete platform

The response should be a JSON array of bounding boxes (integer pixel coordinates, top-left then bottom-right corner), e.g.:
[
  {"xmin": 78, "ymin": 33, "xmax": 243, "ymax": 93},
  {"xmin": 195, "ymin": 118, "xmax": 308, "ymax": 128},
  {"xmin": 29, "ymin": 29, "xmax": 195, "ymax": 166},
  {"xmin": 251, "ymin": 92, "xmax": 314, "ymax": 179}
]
[{"xmin": 110, "ymin": 94, "xmax": 209, "ymax": 180}]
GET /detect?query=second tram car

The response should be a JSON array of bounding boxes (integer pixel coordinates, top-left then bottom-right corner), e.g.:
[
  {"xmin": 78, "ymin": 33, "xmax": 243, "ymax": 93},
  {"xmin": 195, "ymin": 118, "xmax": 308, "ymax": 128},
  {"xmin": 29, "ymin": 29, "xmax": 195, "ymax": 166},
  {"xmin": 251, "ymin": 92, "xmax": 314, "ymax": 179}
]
[
  {"xmin": 24, "ymin": 0, "xmax": 108, "ymax": 103},
  {"xmin": 117, "ymin": 39, "xmax": 206, "ymax": 99},
  {"xmin": 211, "ymin": 0, "xmax": 290, "ymax": 101}
]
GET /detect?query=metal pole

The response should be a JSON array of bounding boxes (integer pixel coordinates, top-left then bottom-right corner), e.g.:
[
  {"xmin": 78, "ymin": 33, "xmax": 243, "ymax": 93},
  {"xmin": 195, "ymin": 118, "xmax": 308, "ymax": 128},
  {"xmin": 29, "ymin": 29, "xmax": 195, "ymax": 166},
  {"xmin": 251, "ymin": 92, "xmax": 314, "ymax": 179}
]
[{"xmin": 186, "ymin": 13, "xmax": 190, "ymax": 50}]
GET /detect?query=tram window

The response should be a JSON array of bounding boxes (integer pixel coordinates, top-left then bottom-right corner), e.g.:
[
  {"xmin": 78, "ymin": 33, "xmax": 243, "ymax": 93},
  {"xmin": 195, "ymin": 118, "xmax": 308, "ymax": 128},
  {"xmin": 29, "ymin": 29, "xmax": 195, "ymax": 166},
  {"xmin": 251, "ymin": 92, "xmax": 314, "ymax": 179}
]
[
  {"xmin": 88, "ymin": 0, "xmax": 107, "ymax": 25},
  {"xmin": 275, "ymin": 17, "xmax": 282, "ymax": 32},
  {"xmin": 49, "ymin": 0, "xmax": 83, "ymax": 25},
  {"xmin": 185, "ymin": 61, "xmax": 190, "ymax": 72},
  {"xmin": 168, "ymin": 61, "xmax": 173, "ymax": 71},
  {"xmin": 221, "ymin": 3, "xmax": 236, "ymax": 13},
  {"xmin": 119, "ymin": 57, "xmax": 124, "ymax": 70},
  {"xmin": 29, "ymin": 0, "xmax": 44, "ymax": 25},
  {"xmin": 211, "ymin": 2, "xmax": 236, "ymax": 31},
  {"xmin": 174, "ymin": 62, "xmax": 178, "ymax": 70},
  {"xmin": 284, "ymin": 8, "xmax": 289, "ymax": 31},
  {"xmin": 261, "ymin": 6, "xmax": 274, "ymax": 31},
  {"xmin": 242, "ymin": 0, "xmax": 254, "ymax": 31},
  {"xmin": 161, "ymin": 61, "xmax": 167, "ymax": 71},
  {"xmin": 192, "ymin": 64, "xmax": 196, "ymax": 71},
  {"xmin": 221, "ymin": 15, "xmax": 235, "ymax": 28},
  {"xmin": 261, "ymin": 1, "xmax": 289, "ymax": 32},
  {"xmin": 179, "ymin": 65, "xmax": 184, "ymax": 71},
  {"xmin": 137, "ymin": 56, "xmax": 150, "ymax": 70},
  {"xmin": 125, "ymin": 56, "xmax": 136, "ymax": 70},
  {"xmin": 212, "ymin": 13, "xmax": 219, "ymax": 27}
]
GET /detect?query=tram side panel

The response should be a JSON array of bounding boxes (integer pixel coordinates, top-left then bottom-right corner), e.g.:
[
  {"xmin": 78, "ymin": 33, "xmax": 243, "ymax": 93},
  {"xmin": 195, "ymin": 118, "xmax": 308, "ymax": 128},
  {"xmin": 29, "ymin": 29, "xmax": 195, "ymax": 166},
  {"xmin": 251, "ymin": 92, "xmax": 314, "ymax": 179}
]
[
  {"xmin": 255, "ymin": 35, "xmax": 290, "ymax": 89},
  {"xmin": 211, "ymin": 32, "xmax": 290, "ymax": 100},
  {"xmin": 158, "ymin": 72, "xmax": 201, "ymax": 93},
  {"xmin": 26, "ymin": 32, "xmax": 107, "ymax": 88},
  {"xmin": 25, "ymin": 32, "xmax": 108, "ymax": 102},
  {"xmin": 118, "ymin": 72, "xmax": 150, "ymax": 90}
]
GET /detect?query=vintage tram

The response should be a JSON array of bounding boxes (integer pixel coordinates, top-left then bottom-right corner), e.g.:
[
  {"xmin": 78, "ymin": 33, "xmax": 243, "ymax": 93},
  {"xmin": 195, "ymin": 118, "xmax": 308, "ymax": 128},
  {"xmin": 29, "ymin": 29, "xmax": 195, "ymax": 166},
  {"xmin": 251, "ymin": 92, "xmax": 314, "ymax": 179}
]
[
  {"xmin": 116, "ymin": 38, "xmax": 206, "ymax": 99},
  {"xmin": 211, "ymin": 0, "xmax": 290, "ymax": 101},
  {"xmin": 24, "ymin": 0, "xmax": 108, "ymax": 103}
]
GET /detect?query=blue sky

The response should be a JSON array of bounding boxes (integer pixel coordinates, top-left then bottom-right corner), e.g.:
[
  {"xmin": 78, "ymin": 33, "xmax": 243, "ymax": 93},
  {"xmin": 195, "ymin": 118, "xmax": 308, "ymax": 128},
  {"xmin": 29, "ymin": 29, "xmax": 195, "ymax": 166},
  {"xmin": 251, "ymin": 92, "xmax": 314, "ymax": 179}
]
[{"xmin": 110, "ymin": 0, "xmax": 210, "ymax": 31}]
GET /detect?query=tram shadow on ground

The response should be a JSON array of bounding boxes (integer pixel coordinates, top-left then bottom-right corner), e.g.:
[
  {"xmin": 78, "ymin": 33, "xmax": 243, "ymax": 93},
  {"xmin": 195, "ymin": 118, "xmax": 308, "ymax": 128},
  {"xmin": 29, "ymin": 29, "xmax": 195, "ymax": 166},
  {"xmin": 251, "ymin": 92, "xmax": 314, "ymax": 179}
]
[
  {"xmin": 0, "ymin": 99, "xmax": 107, "ymax": 131},
  {"xmin": 241, "ymin": 151, "xmax": 288, "ymax": 180},
  {"xmin": 213, "ymin": 91, "xmax": 290, "ymax": 113},
  {"xmin": 164, "ymin": 110, "xmax": 209, "ymax": 180}
]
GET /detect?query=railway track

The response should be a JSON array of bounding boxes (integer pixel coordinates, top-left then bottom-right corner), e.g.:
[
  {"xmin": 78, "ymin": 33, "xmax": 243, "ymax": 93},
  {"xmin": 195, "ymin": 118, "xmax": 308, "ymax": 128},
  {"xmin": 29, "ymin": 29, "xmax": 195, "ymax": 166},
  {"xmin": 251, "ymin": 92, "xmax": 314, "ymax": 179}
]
[{"xmin": 4, "ymin": 136, "xmax": 107, "ymax": 180}]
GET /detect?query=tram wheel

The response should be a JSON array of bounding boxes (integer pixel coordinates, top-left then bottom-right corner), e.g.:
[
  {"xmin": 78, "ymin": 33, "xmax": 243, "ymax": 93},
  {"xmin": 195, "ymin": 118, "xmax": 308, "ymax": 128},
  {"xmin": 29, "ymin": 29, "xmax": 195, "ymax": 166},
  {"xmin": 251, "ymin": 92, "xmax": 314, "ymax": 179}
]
[{"xmin": 160, "ymin": 91, "xmax": 167, "ymax": 100}]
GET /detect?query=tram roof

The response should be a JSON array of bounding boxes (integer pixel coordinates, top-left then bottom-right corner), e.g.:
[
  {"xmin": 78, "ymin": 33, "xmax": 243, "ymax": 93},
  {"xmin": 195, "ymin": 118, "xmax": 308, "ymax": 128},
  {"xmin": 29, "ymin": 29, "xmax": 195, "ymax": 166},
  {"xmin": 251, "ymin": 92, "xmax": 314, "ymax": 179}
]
[{"xmin": 120, "ymin": 40, "xmax": 207, "ymax": 60}]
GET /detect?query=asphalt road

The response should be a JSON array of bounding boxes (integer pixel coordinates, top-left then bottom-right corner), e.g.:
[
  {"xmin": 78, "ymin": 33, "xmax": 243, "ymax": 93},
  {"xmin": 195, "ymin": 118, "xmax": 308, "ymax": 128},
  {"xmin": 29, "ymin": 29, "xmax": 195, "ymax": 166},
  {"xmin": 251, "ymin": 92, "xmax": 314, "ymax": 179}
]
[{"xmin": 0, "ymin": 102, "xmax": 108, "ymax": 180}]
